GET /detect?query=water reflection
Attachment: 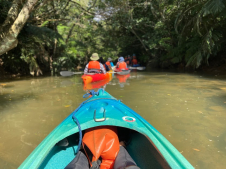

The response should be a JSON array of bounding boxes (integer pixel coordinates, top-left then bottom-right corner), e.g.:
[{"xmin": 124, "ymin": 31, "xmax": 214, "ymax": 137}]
[
  {"xmin": 116, "ymin": 74, "xmax": 130, "ymax": 88},
  {"xmin": 0, "ymin": 72, "xmax": 226, "ymax": 169},
  {"xmin": 83, "ymin": 76, "xmax": 112, "ymax": 90}
]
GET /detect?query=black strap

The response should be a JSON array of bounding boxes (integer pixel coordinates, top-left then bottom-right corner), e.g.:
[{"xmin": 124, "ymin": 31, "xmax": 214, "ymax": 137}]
[
  {"xmin": 88, "ymin": 69, "xmax": 101, "ymax": 73},
  {"xmin": 90, "ymin": 160, "xmax": 101, "ymax": 169}
]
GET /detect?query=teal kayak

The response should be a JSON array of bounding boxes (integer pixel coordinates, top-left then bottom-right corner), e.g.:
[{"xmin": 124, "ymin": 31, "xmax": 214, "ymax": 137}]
[{"xmin": 19, "ymin": 89, "xmax": 194, "ymax": 169}]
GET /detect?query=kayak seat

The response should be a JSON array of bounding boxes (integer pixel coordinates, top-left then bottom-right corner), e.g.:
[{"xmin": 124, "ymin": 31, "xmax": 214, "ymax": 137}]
[
  {"xmin": 39, "ymin": 127, "xmax": 170, "ymax": 169},
  {"xmin": 64, "ymin": 127, "xmax": 139, "ymax": 169},
  {"xmin": 64, "ymin": 150, "xmax": 89, "ymax": 169},
  {"xmin": 113, "ymin": 146, "xmax": 140, "ymax": 169}
]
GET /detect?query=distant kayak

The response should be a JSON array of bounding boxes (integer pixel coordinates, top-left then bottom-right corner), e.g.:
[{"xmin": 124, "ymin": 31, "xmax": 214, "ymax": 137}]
[
  {"xmin": 128, "ymin": 66, "xmax": 146, "ymax": 70},
  {"xmin": 19, "ymin": 89, "xmax": 194, "ymax": 169}
]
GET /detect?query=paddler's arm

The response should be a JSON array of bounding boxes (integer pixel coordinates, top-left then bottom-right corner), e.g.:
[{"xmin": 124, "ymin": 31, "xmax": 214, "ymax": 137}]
[
  {"xmin": 100, "ymin": 63, "xmax": 106, "ymax": 74},
  {"xmin": 84, "ymin": 64, "xmax": 89, "ymax": 74},
  {"xmin": 116, "ymin": 62, "xmax": 119, "ymax": 68},
  {"xmin": 107, "ymin": 64, "xmax": 112, "ymax": 70}
]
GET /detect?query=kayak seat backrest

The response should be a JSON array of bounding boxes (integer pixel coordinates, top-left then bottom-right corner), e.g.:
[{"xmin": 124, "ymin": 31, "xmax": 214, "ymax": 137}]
[
  {"xmin": 88, "ymin": 69, "xmax": 100, "ymax": 73},
  {"xmin": 117, "ymin": 127, "xmax": 171, "ymax": 169}
]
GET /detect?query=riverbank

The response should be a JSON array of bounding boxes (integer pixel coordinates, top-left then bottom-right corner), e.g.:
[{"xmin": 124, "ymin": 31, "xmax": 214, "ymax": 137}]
[{"xmin": 1, "ymin": 59, "xmax": 226, "ymax": 80}]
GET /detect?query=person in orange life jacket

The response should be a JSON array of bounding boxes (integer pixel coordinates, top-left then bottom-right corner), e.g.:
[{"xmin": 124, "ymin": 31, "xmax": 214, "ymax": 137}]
[
  {"xmin": 105, "ymin": 58, "xmax": 113, "ymax": 70},
  {"xmin": 84, "ymin": 53, "xmax": 106, "ymax": 74},
  {"xmin": 132, "ymin": 55, "xmax": 138, "ymax": 66},
  {"xmin": 126, "ymin": 55, "xmax": 132, "ymax": 66},
  {"xmin": 98, "ymin": 56, "xmax": 110, "ymax": 71},
  {"xmin": 124, "ymin": 56, "xmax": 129, "ymax": 65},
  {"xmin": 116, "ymin": 57, "xmax": 127, "ymax": 70}
]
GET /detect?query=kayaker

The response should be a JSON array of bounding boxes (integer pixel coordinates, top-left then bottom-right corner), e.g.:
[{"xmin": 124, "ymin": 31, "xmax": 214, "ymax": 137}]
[
  {"xmin": 132, "ymin": 55, "xmax": 137, "ymax": 65},
  {"xmin": 132, "ymin": 54, "xmax": 139, "ymax": 66},
  {"xmin": 124, "ymin": 56, "xmax": 128, "ymax": 63},
  {"xmin": 84, "ymin": 53, "xmax": 106, "ymax": 74},
  {"xmin": 105, "ymin": 58, "xmax": 113, "ymax": 70},
  {"xmin": 116, "ymin": 57, "xmax": 128, "ymax": 70},
  {"xmin": 127, "ymin": 55, "xmax": 132, "ymax": 66},
  {"xmin": 124, "ymin": 55, "xmax": 129, "ymax": 65}
]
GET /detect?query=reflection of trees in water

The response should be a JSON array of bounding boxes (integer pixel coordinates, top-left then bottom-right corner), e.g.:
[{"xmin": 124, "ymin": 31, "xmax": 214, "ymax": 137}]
[{"xmin": 0, "ymin": 85, "xmax": 5, "ymax": 95}]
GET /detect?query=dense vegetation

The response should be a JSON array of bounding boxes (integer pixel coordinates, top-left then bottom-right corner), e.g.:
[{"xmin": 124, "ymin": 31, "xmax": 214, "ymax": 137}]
[{"xmin": 0, "ymin": 0, "xmax": 226, "ymax": 76}]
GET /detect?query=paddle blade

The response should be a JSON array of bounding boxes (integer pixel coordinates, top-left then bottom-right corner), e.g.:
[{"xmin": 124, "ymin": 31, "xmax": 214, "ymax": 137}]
[
  {"xmin": 137, "ymin": 67, "xmax": 146, "ymax": 70},
  {"xmin": 60, "ymin": 71, "xmax": 83, "ymax": 76}
]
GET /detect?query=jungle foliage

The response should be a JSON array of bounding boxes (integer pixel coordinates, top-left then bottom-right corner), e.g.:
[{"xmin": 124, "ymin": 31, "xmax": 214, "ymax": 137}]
[
  {"xmin": 95, "ymin": 0, "xmax": 226, "ymax": 68},
  {"xmin": 0, "ymin": 0, "xmax": 226, "ymax": 76}
]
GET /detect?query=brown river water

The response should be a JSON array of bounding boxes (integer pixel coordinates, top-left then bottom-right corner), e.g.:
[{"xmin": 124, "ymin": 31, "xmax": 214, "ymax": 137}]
[{"xmin": 0, "ymin": 71, "xmax": 226, "ymax": 169}]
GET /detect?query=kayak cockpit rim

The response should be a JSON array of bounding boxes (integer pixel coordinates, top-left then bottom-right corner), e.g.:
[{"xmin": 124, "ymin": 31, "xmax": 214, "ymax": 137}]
[{"xmin": 48, "ymin": 125, "xmax": 172, "ymax": 169}]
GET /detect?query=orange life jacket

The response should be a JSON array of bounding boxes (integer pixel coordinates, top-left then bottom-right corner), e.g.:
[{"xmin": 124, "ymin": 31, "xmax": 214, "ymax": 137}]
[
  {"xmin": 88, "ymin": 61, "xmax": 101, "ymax": 73},
  {"xmin": 132, "ymin": 59, "xmax": 138, "ymax": 65},
  {"xmin": 82, "ymin": 126, "xmax": 120, "ymax": 169},
  {"xmin": 118, "ymin": 62, "xmax": 127, "ymax": 69},
  {"xmin": 106, "ymin": 61, "xmax": 111, "ymax": 66},
  {"xmin": 105, "ymin": 61, "xmax": 112, "ymax": 70}
]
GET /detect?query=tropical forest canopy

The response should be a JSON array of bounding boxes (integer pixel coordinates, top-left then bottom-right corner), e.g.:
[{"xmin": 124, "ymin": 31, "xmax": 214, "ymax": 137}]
[{"xmin": 0, "ymin": 0, "xmax": 225, "ymax": 76}]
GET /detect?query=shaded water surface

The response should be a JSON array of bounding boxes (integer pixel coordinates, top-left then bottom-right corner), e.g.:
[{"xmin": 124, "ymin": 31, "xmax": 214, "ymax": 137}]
[{"xmin": 0, "ymin": 71, "xmax": 226, "ymax": 169}]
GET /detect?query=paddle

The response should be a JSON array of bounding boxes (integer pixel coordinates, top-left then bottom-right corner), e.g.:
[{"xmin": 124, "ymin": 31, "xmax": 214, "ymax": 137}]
[
  {"xmin": 136, "ymin": 67, "xmax": 146, "ymax": 70},
  {"xmin": 60, "ymin": 71, "xmax": 83, "ymax": 77},
  {"xmin": 60, "ymin": 71, "xmax": 116, "ymax": 77}
]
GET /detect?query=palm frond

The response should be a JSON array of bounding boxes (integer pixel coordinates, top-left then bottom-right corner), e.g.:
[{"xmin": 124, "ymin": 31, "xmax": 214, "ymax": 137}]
[
  {"xmin": 186, "ymin": 51, "xmax": 202, "ymax": 68},
  {"xmin": 202, "ymin": 0, "xmax": 225, "ymax": 16}
]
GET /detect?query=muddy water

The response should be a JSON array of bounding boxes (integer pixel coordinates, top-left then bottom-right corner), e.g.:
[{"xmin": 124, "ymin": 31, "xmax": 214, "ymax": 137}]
[{"xmin": 0, "ymin": 71, "xmax": 226, "ymax": 169}]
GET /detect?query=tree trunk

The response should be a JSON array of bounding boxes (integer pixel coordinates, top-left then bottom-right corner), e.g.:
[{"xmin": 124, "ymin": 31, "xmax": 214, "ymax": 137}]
[
  {"xmin": 131, "ymin": 28, "xmax": 148, "ymax": 51},
  {"xmin": 0, "ymin": 0, "xmax": 39, "ymax": 56}
]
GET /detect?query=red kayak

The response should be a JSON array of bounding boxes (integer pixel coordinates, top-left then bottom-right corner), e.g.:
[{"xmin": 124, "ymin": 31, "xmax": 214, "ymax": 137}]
[{"xmin": 81, "ymin": 71, "xmax": 112, "ymax": 84}]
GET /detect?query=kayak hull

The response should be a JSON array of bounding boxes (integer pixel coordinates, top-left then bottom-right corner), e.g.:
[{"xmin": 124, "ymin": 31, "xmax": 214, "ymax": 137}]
[
  {"xmin": 19, "ymin": 90, "xmax": 194, "ymax": 169},
  {"xmin": 128, "ymin": 66, "xmax": 146, "ymax": 70},
  {"xmin": 82, "ymin": 71, "xmax": 112, "ymax": 84},
  {"xmin": 115, "ymin": 70, "xmax": 131, "ymax": 75},
  {"xmin": 83, "ymin": 76, "xmax": 112, "ymax": 90}
]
